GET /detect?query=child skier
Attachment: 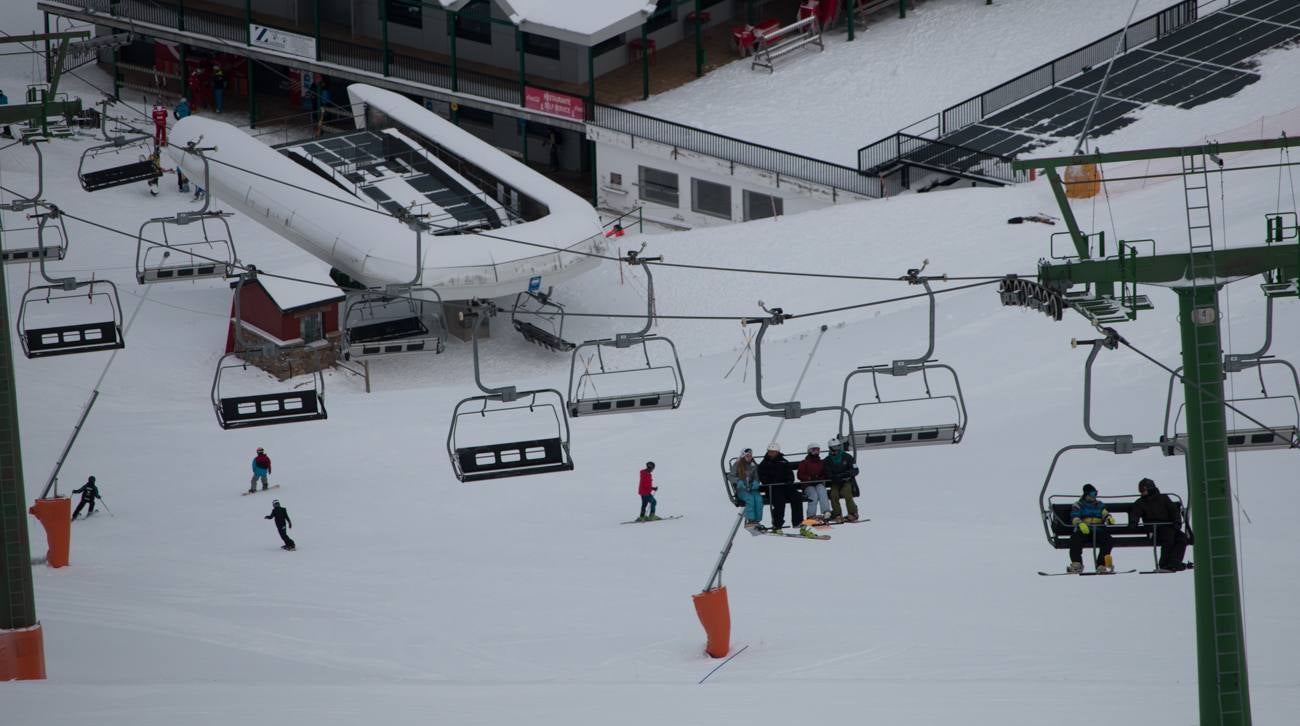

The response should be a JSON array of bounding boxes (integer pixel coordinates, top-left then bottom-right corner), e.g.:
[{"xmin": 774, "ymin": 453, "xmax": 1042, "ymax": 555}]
[
  {"xmin": 265, "ymin": 499, "xmax": 295, "ymax": 550},
  {"xmin": 71, "ymin": 475, "xmax": 101, "ymax": 520},
  {"xmin": 249, "ymin": 447, "xmax": 272, "ymax": 493},
  {"xmin": 637, "ymin": 461, "xmax": 660, "ymax": 521}
]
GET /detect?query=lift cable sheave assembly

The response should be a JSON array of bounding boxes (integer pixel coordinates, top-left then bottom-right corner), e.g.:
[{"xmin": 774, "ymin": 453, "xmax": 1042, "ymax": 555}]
[
  {"xmin": 838, "ymin": 263, "xmax": 968, "ymax": 449},
  {"xmin": 447, "ymin": 300, "xmax": 574, "ymax": 483},
  {"xmin": 567, "ymin": 246, "xmax": 685, "ymax": 418}
]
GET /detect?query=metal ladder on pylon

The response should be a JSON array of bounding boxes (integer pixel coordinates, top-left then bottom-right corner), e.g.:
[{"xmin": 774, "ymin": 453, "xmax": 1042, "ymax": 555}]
[{"xmin": 1181, "ymin": 150, "xmax": 1247, "ymax": 722}]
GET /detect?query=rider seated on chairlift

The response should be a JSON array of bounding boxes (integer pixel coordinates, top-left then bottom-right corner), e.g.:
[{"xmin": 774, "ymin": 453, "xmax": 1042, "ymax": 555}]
[
  {"xmin": 730, "ymin": 448, "xmax": 763, "ymax": 527},
  {"xmin": 1068, "ymin": 483, "xmax": 1116, "ymax": 574},
  {"xmin": 1130, "ymin": 477, "xmax": 1189, "ymax": 572},
  {"xmin": 824, "ymin": 436, "xmax": 860, "ymax": 523},
  {"xmin": 758, "ymin": 443, "xmax": 816, "ymax": 537},
  {"xmin": 798, "ymin": 443, "xmax": 831, "ymax": 524}
]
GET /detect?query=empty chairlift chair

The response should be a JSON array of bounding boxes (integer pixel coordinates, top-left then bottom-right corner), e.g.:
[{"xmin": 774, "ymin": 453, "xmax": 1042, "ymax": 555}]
[
  {"xmin": 1, "ymin": 139, "xmax": 66, "ymax": 264},
  {"xmin": 342, "ymin": 286, "xmax": 446, "ymax": 359},
  {"xmin": 77, "ymin": 132, "xmax": 159, "ymax": 192},
  {"xmin": 839, "ymin": 269, "xmax": 967, "ymax": 449},
  {"xmin": 135, "ymin": 147, "xmax": 237, "ymax": 284},
  {"xmin": 447, "ymin": 302, "xmax": 574, "ymax": 482},
  {"xmin": 1160, "ymin": 296, "xmax": 1300, "ymax": 454},
  {"xmin": 511, "ymin": 288, "xmax": 576, "ymax": 352},
  {"xmin": 567, "ymin": 249, "xmax": 684, "ymax": 417},
  {"xmin": 16, "ymin": 205, "xmax": 124, "ymax": 358},
  {"xmin": 719, "ymin": 306, "xmax": 857, "ymax": 506},
  {"xmin": 211, "ymin": 270, "xmax": 327, "ymax": 429}
]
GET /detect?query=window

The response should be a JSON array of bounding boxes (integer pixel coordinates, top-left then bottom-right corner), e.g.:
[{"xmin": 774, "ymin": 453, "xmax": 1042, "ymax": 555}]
[
  {"xmin": 691, "ymin": 178, "xmax": 731, "ymax": 219},
  {"xmin": 384, "ymin": 0, "xmax": 421, "ymax": 29},
  {"xmin": 593, "ymin": 33, "xmax": 624, "ymax": 57},
  {"xmin": 638, "ymin": 166, "xmax": 678, "ymax": 207},
  {"xmin": 645, "ymin": 0, "xmax": 676, "ymax": 33},
  {"xmin": 610, "ymin": 172, "xmax": 623, "ymax": 186},
  {"xmin": 299, "ymin": 312, "xmax": 324, "ymax": 343},
  {"xmin": 743, "ymin": 190, "xmax": 783, "ymax": 220},
  {"xmin": 455, "ymin": 0, "xmax": 492, "ymax": 45},
  {"xmin": 523, "ymin": 32, "xmax": 560, "ymax": 60}
]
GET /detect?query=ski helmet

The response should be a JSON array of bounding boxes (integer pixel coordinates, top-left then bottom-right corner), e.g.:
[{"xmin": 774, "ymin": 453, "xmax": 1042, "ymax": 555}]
[
  {"xmin": 256, "ymin": 447, "xmax": 265, "ymax": 453},
  {"xmin": 827, "ymin": 437, "xmax": 843, "ymax": 451},
  {"xmin": 767, "ymin": 443, "xmax": 781, "ymax": 453},
  {"xmin": 645, "ymin": 461, "xmax": 655, "ymax": 471},
  {"xmin": 88, "ymin": 475, "xmax": 96, "ymax": 483},
  {"xmin": 1082, "ymin": 483, "xmax": 1097, "ymax": 497},
  {"xmin": 272, "ymin": 499, "xmax": 280, "ymax": 506},
  {"xmin": 806, "ymin": 442, "xmax": 820, "ymax": 452}
]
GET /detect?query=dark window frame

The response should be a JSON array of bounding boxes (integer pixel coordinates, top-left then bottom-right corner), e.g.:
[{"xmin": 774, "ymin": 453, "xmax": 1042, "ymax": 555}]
[
  {"xmin": 384, "ymin": 0, "xmax": 422, "ymax": 29},
  {"xmin": 593, "ymin": 33, "xmax": 624, "ymax": 57},
  {"xmin": 455, "ymin": 0, "xmax": 493, "ymax": 45},
  {"xmin": 691, "ymin": 178, "xmax": 732, "ymax": 220},
  {"xmin": 638, "ymin": 165, "xmax": 679, "ymax": 208},
  {"xmin": 743, "ymin": 189, "xmax": 784, "ymax": 221},
  {"xmin": 522, "ymin": 32, "xmax": 560, "ymax": 60}
]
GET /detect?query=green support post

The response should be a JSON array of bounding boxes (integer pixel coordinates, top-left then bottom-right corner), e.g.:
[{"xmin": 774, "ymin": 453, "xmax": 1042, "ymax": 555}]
[
  {"xmin": 43, "ymin": 13, "xmax": 50, "ymax": 84},
  {"xmin": 248, "ymin": 60, "xmax": 256, "ymax": 128},
  {"xmin": 587, "ymin": 46, "xmax": 596, "ymax": 110},
  {"xmin": 112, "ymin": 45, "xmax": 121, "ymax": 100},
  {"xmin": 0, "ymin": 231, "xmax": 38, "ymax": 637},
  {"xmin": 1176, "ymin": 285, "xmax": 1252, "ymax": 726},
  {"xmin": 178, "ymin": 0, "xmax": 185, "ymax": 32},
  {"xmin": 846, "ymin": 0, "xmax": 855, "ymax": 42},
  {"xmin": 245, "ymin": 0, "xmax": 252, "ymax": 44},
  {"xmin": 449, "ymin": 12, "xmax": 459, "ymax": 93},
  {"xmin": 179, "ymin": 44, "xmax": 188, "ymax": 101},
  {"xmin": 517, "ymin": 28, "xmax": 526, "ymax": 104},
  {"xmin": 746, "ymin": 0, "xmax": 755, "ymax": 24},
  {"xmin": 380, "ymin": 0, "xmax": 390, "ymax": 77},
  {"xmin": 694, "ymin": 0, "xmax": 703, "ymax": 78},
  {"xmin": 640, "ymin": 23, "xmax": 649, "ymax": 100},
  {"xmin": 314, "ymin": 0, "xmax": 321, "ymax": 61},
  {"xmin": 900, "ymin": 0, "xmax": 906, "ymax": 19}
]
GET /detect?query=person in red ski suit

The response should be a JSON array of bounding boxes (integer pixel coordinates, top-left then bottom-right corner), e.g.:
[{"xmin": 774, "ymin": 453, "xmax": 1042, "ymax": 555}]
[
  {"xmin": 151, "ymin": 103, "xmax": 169, "ymax": 147},
  {"xmin": 637, "ymin": 462, "xmax": 659, "ymax": 521}
]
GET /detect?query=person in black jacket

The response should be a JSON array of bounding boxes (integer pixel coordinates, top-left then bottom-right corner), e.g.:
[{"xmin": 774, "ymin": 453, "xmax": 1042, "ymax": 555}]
[
  {"xmin": 1130, "ymin": 477, "xmax": 1187, "ymax": 571},
  {"xmin": 824, "ymin": 437, "xmax": 860, "ymax": 522},
  {"xmin": 757, "ymin": 443, "xmax": 803, "ymax": 530},
  {"xmin": 265, "ymin": 499, "xmax": 295, "ymax": 550},
  {"xmin": 71, "ymin": 476, "xmax": 101, "ymax": 520}
]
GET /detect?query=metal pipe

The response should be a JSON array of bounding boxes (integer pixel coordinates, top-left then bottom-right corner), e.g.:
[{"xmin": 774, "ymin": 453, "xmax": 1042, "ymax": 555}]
[
  {"xmin": 469, "ymin": 304, "xmax": 517, "ymax": 401},
  {"xmin": 1080, "ymin": 337, "xmax": 1127, "ymax": 446},
  {"xmin": 703, "ymin": 511, "xmax": 746, "ymax": 592}
]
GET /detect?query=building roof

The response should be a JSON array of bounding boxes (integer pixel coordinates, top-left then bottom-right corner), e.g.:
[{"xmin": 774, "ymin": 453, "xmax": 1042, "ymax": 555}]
[
  {"xmin": 491, "ymin": 0, "xmax": 658, "ymax": 46},
  {"xmin": 239, "ymin": 260, "xmax": 345, "ymax": 315}
]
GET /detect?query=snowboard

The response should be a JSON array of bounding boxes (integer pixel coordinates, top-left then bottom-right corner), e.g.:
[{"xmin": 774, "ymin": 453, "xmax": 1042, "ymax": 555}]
[
  {"xmin": 242, "ymin": 485, "xmax": 281, "ymax": 496},
  {"xmin": 805, "ymin": 517, "xmax": 870, "ymax": 528},
  {"xmin": 1038, "ymin": 569, "xmax": 1137, "ymax": 577},
  {"xmin": 747, "ymin": 526, "xmax": 830, "ymax": 541},
  {"xmin": 620, "ymin": 515, "xmax": 683, "ymax": 525}
]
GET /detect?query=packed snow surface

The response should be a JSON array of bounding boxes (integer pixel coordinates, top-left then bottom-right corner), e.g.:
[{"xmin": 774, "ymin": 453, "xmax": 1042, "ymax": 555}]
[{"xmin": 3, "ymin": 3, "xmax": 1299, "ymax": 725}]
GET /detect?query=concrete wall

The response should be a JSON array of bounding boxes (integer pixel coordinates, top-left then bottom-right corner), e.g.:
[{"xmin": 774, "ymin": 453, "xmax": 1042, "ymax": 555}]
[{"xmin": 590, "ymin": 125, "xmax": 870, "ymax": 228}]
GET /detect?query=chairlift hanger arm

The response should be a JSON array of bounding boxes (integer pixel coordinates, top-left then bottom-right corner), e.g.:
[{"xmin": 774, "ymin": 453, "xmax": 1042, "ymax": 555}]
[{"xmin": 466, "ymin": 302, "xmax": 518, "ymax": 402}]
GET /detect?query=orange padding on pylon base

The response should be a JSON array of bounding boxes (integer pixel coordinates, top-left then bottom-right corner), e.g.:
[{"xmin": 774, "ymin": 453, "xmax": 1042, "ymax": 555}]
[
  {"xmin": 29, "ymin": 497, "xmax": 71, "ymax": 568},
  {"xmin": 1064, "ymin": 163, "xmax": 1102, "ymax": 199},
  {"xmin": 692, "ymin": 586, "xmax": 731, "ymax": 659},
  {"xmin": 0, "ymin": 625, "xmax": 47, "ymax": 680}
]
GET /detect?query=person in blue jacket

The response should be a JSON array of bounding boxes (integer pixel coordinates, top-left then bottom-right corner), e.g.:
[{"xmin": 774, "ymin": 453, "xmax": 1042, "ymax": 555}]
[
  {"xmin": 730, "ymin": 447, "xmax": 763, "ymax": 526},
  {"xmin": 1068, "ymin": 483, "xmax": 1115, "ymax": 573},
  {"xmin": 249, "ymin": 447, "xmax": 272, "ymax": 493},
  {"xmin": 173, "ymin": 97, "xmax": 191, "ymax": 121}
]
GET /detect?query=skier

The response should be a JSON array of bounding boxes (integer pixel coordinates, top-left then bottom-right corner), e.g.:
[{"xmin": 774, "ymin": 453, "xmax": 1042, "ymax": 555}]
[
  {"xmin": 211, "ymin": 66, "xmax": 226, "ymax": 113},
  {"xmin": 71, "ymin": 475, "xmax": 101, "ymax": 520},
  {"xmin": 797, "ymin": 442, "xmax": 830, "ymax": 523},
  {"xmin": 249, "ymin": 447, "xmax": 272, "ymax": 493},
  {"xmin": 173, "ymin": 97, "xmax": 191, "ymax": 121},
  {"xmin": 637, "ymin": 461, "xmax": 660, "ymax": 521},
  {"xmin": 151, "ymin": 101, "xmax": 169, "ymax": 147},
  {"xmin": 759, "ymin": 443, "xmax": 814, "ymax": 536},
  {"xmin": 729, "ymin": 447, "xmax": 763, "ymax": 526},
  {"xmin": 1068, "ymin": 483, "xmax": 1115, "ymax": 574},
  {"xmin": 824, "ymin": 437, "xmax": 859, "ymax": 522},
  {"xmin": 265, "ymin": 499, "xmax": 295, "ymax": 550},
  {"xmin": 1130, "ymin": 477, "xmax": 1188, "ymax": 571},
  {"xmin": 146, "ymin": 148, "xmax": 163, "ymax": 196}
]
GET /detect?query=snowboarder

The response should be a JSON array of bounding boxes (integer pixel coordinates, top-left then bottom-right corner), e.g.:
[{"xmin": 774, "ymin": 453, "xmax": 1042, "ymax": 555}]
[
  {"xmin": 759, "ymin": 443, "xmax": 813, "ymax": 535},
  {"xmin": 151, "ymin": 101, "xmax": 169, "ymax": 147},
  {"xmin": 173, "ymin": 97, "xmax": 191, "ymax": 121},
  {"xmin": 1068, "ymin": 483, "xmax": 1115, "ymax": 574},
  {"xmin": 265, "ymin": 499, "xmax": 295, "ymax": 550},
  {"xmin": 146, "ymin": 149, "xmax": 163, "ymax": 196},
  {"xmin": 637, "ymin": 461, "xmax": 660, "ymax": 521},
  {"xmin": 824, "ymin": 437, "xmax": 859, "ymax": 522},
  {"xmin": 71, "ymin": 476, "xmax": 101, "ymax": 520},
  {"xmin": 798, "ymin": 442, "xmax": 830, "ymax": 523},
  {"xmin": 730, "ymin": 447, "xmax": 763, "ymax": 526},
  {"xmin": 1130, "ymin": 477, "xmax": 1188, "ymax": 571},
  {"xmin": 249, "ymin": 447, "xmax": 272, "ymax": 493},
  {"xmin": 176, "ymin": 168, "xmax": 189, "ymax": 193}
]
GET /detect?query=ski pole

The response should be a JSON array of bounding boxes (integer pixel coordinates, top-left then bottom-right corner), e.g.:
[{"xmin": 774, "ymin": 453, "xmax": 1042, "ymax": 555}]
[{"xmin": 97, "ymin": 496, "xmax": 114, "ymax": 518}]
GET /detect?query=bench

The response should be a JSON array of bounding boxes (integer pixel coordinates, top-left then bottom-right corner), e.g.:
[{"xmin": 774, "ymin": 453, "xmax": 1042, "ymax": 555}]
[
  {"xmin": 1045, "ymin": 496, "xmax": 1193, "ymax": 566},
  {"xmin": 216, "ymin": 390, "xmax": 327, "ymax": 430},
  {"xmin": 24, "ymin": 321, "xmax": 123, "ymax": 358},
  {"xmin": 455, "ymin": 437, "xmax": 573, "ymax": 483},
  {"xmin": 348, "ymin": 315, "xmax": 428, "ymax": 344},
  {"xmin": 751, "ymin": 16, "xmax": 824, "ymax": 72},
  {"xmin": 79, "ymin": 160, "xmax": 161, "ymax": 192},
  {"xmin": 1161, "ymin": 426, "xmax": 1298, "ymax": 454},
  {"xmin": 851, "ymin": 423, "xmax": 960, "ymax": 449},
  {"xmin": 513, "ymin": 319, "xmax": 575, "ymax": 352},
  {"xmin": 569, "ymin": 390, "xmax": 680, "ymax": 417}
]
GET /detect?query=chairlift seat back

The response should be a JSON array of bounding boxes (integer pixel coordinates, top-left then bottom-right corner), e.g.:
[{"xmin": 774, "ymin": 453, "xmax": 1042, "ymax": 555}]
[
  {"xmin": 2, "ymin": 242, "xmax": 64, "ymax": 264},
  {"xmin": 217, "ymin": 390, "xmax": 326, "ymax": 429},
  {"xmin": 137, "ymin": 260, "xmax": 230, "ymax": 283},
  {"xmin": 513, "ymin": 319, "xmax": 575, "ymax": 352},
  {"xmin": 79, "ymin": 159, "xmax": 160, "ymax": 192},
  {"xmin": 349, "ymin": 315, "xmax": 429, "ymax": 344},
  {"xmin": 1045, "ymin": 497, "xmax": 1193, "ymax": 549},
  {"xmin": 455, "ymin": 437, "xmax": 572, "ymax": 482},
  {"xmin": 1161, "ymin": 426, "xmax": 1298, "ymax": 455},
  {"xmin": 23, "ymin": 321, "xmax": 122, "ymax": 358},
  {"xmin": 851, "ymin": 423, "xmax": 961, "ymax": 449},
  {"xmin": 569, "ymin": 389, "xmax": 681, "ymax": 417}
]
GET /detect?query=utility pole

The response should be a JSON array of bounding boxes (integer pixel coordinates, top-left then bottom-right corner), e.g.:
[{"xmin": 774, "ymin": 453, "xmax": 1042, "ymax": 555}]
[{"xmin": 1011, "ymin": 137, "xmax": 1300, "ymax": 726}]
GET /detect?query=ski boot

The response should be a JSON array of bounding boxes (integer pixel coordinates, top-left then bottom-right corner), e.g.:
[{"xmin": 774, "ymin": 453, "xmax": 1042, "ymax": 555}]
[
  {"xmin": 1066, "ymin": 562, "xmax": 1084, "ymax": 574},
  {"xmin": 799, "ymin": 526, "xmax": 818, "ymax": 538},
  {"xmin": 648, "ymin": 514, "xmax": 661, "ymax": 521}
]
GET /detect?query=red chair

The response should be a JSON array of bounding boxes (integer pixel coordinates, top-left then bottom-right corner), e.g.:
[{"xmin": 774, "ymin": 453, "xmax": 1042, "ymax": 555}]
[{"xmin": 629, "ymin": 38, "xmax": 658, "ymax": 63}]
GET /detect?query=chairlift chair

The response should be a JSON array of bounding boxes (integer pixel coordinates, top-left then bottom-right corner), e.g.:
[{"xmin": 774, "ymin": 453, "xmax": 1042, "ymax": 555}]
[
  {"xmin": 77, "ymin": 132, "xmax": 159, "ymax": 192},
  {"xmin": 211, "ymin": 270, "xmax": 327, "ymax": 429},
  {"xmin": 1037, "ymin": 334, "xmax": 1192, "ymax": 567},
  {"xmin": 839, "ymin": 270, "xmax": 968, "ymax": 449},
  {"xmin": 567, "ymin": 250, "xmax": 684, "ymax": 417},
  {"xmin": 719, "ymin": 308, "xmax": 856, "ymax": 506},
  {"xmin": 342, "ymin": 286, "xmax": 447, "ymax": 359},
  {"xmin": 1160, "ymin": 297, "xmax": 1300, "ymax": 454},
  {"xmin": 135, "ymin": 147, "xmax": 237, "ymax": 283},
  {"xmin": 2, "ymin": 208, "xmax": 67, "ymax": 264},
  {"xmin": 447, "ymin": 302, "xmax": 574, "ymax": 482},
  {"xmin": 511, "ymin": 288, "xmax": 576, "ymax": 352},
  {"xmin": 15, "ymin": 205, "xmax": 124, "ymax": 358}
]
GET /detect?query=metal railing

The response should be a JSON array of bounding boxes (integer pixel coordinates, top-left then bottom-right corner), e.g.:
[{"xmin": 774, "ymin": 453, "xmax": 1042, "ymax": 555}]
[
  {"xmin": 858, "ymin": 0, "xmax": 1198, "ymax": 172},
  {"xmin": 591, "ymin": 104, "xmax": 885, "ymax": 199}
]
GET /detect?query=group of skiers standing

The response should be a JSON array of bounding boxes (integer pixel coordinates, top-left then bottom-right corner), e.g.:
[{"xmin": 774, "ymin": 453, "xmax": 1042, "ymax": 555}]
[{"xmin": 729, "ymin": 438, "xmax": 860, "ymax": 537}]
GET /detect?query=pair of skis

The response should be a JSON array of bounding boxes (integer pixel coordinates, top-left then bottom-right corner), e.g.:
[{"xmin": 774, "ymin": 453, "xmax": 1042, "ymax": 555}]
[{"xmin": 619, "ymin": 515, "xmax": 683, "ymax": 525}]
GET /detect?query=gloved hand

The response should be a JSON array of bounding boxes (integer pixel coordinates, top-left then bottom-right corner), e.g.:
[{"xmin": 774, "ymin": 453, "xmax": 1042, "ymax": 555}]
[
  {"xmin": 1105, "ymin": 515, "xmax": 1115, "ymax": 525},
  {"xmin": 1078, "ymin": 522, "xmax": 1091, "ymax": 535},
  {"xmin": 652, "ymin": 486, "xmax": 658, "ymax": 491}
]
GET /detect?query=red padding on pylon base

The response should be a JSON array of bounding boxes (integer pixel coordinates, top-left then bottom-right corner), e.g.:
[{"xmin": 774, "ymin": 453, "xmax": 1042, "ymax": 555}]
[
  {"xmin": 692, "ymin": 586, "xmax": 731, "ymax": 659},
  {"xmin": 0, "ymin": 624, "xmax": 47, "ymax": 680},
  {"xmin": 29, "ymin": 497, "xmax": 72, "ymax": 568}
]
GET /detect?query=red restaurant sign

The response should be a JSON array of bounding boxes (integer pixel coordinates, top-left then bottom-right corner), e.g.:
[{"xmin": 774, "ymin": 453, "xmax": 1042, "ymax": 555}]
[{"xmin": 524, "ymin": 86, "xmax": 586, "ymax": 121}]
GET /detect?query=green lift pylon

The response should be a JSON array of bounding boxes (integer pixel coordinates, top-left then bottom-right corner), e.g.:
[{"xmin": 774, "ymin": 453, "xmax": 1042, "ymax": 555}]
[{"xmin": 1011, "ymin": 136, "xmax": 1300, "ymax": 726}]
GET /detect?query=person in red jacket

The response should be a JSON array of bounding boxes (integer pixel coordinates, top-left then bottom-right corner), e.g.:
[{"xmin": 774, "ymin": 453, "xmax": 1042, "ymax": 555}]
[
  {"xmin": 797, "ymin": 442, "xmax": 830, "ymax": 523},
  {"xmin": 637, "ymin": 461, "xmax": 659, "ymax": 522},
  {"xmin": 151, "ymin": 102, "xmax": 169, "ymax": 147}
]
